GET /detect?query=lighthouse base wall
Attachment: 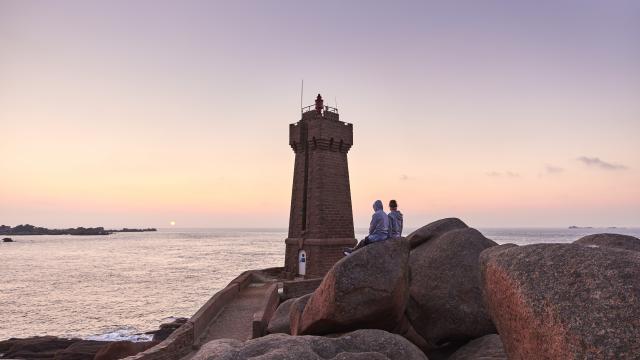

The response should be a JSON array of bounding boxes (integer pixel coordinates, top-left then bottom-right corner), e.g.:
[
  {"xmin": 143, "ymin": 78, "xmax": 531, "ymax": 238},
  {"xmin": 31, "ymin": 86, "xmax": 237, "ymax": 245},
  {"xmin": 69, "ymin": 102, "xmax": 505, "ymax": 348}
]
[{"xmin": 283, "ymin": 237, "xmax": 357, "ymax": 279}]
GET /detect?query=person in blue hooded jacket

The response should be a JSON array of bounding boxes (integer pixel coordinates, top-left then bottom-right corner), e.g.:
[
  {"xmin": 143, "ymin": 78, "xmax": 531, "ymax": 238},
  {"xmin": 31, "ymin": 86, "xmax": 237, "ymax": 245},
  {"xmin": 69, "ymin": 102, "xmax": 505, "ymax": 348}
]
[
  {"xmin": 343, "ymin": 200, "xmax": 389, "ymax": 255},
  {"xmin": 388, "ymin": 199, "xmax": 403, "ymax": 238}
]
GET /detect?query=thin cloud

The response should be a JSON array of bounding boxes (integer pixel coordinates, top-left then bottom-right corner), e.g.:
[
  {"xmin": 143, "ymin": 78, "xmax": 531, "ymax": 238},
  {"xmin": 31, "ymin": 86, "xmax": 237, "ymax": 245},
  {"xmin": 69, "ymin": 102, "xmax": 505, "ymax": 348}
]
[
  {"xmin": 577, "ymin": 156, "xmax": 627, "ymax": 170},
  {"xmin": 486, "ymin": 171, "xmax": 520, "ymax": 178},
  {"xmin": 400, "ymin": 174, "xmax": 409, "ymax": 181},
  {"xmin": 545, "ymin": 165, "xmax": 564, "ymax": 174}
]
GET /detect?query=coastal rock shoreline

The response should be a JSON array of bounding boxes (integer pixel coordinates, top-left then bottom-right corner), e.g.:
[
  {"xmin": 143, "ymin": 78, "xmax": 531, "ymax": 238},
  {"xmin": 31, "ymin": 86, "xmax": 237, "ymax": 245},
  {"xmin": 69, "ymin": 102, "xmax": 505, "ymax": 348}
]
[
  {"xmin": 0, "ymin": 318, "xmax": 186, "ymax": 360},
  {"xmin": 5, "ymin": 220, "xmax": 639, "ymax": 360}
]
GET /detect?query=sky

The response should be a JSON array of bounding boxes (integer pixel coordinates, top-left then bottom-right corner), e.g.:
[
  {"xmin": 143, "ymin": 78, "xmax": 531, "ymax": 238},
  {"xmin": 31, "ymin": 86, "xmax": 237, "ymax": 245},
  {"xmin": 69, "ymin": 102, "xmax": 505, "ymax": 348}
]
[{"xmin": 1, "ymin": 0, "xmax": 639, "ymax": 229}]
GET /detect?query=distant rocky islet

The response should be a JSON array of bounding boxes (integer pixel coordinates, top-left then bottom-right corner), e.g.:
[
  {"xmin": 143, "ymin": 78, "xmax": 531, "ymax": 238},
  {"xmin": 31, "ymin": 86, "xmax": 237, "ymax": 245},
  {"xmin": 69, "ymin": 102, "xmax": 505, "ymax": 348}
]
[{"xmin": 0, "ymin": 224, "xmax": 156, "ymax": 236}]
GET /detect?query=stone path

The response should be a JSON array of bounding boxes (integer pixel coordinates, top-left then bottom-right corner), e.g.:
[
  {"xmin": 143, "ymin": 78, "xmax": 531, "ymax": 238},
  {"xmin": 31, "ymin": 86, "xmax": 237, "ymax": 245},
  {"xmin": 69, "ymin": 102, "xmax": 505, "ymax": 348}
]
[
  {"xmin": 199, "ymin": 283, "xmax": 270, "ymax": 342},
  {"xmin": 181, "ymin": 282, "xmax": 273, "ymax": 360}
]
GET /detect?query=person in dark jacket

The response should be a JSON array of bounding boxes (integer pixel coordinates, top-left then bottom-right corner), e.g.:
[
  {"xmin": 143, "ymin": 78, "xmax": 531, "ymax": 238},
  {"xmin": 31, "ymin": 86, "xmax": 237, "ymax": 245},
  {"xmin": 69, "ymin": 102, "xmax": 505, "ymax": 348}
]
[
  {"xmin": 343, "ymin": 200, "xmax": 389, "ymax": 256},
  {"xmin": 387, "ymin": 199, "xmax": 403, "ymax": 238}
]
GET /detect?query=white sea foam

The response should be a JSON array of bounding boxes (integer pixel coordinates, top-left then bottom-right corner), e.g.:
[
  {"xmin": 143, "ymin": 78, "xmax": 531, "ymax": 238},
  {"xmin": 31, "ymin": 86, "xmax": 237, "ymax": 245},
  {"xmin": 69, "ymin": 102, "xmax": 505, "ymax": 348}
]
[{"xmin": 84, "ymin": 326, "xmax": 153, "ymax": 342}]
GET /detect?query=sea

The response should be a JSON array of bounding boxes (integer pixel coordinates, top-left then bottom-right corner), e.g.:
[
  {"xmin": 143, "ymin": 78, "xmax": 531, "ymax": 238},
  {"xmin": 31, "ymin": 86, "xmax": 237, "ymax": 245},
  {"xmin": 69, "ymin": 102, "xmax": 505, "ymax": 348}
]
[{"xmin": 1, "ymin": 227, "xmax": 639, "ymax": 341}]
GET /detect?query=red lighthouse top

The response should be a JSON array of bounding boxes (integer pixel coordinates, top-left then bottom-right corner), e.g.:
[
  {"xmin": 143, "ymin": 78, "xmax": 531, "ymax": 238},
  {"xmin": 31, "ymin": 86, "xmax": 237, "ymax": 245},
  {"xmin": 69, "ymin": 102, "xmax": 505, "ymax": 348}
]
[{"xmin": 315, "ymin": 94, "xmax": 324, "ymax": 114}]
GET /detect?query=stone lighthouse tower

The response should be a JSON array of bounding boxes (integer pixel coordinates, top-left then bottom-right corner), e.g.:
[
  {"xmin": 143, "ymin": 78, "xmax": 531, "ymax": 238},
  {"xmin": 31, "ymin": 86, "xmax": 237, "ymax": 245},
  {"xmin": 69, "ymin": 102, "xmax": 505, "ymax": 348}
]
[{"xmin": 284, "ymin": 94, "xmax": 357, "ymax": 278}]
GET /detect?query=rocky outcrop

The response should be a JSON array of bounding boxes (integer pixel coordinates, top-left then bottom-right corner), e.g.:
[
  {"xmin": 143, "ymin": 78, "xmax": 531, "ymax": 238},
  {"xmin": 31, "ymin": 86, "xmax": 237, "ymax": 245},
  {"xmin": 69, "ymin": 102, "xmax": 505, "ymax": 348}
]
[
  {"xmin": 289, "ymin": 294, "xmax": 312, "ymax": 336},
  {"xmin": 0, "ymin": 337, "xmax": 155, "ymax": 360},
  {"xmin": 267, "ymin": 298, "xmax": 296, "ymax": 334},
  {"xmin": 297, "ymin": 238, "xmax": 410, "ymax": 335},
  {"xmin": 574, "ymin": 233, "xmax": 640, "ymax": 252},
  {"xmin": 448, "ymin": 334, "xmax": 507, "ymax": 360},
  {"xmin": 191, "ymin": 329, "xmax": 427, "ymax": 360},
  {"xmin": 407, "ymin": 227, "xmax": 497, "ymax": 350},
  {"xmin": 93, "ymin": 341, "xmax": 156, "ymax": 360},
  {"xmin": 52, "ymin": 340, "xmax": 109, "ymax": 360},
  {"xmin": 480, "ymin": 243, "xmax": 640, "ymax": 359},
  {"xmin": 146, "ymin": 317, "xmax": 188, "ymax": 341},
  {"xmin": 405, "ymin": 217, "xmax": 468, "ymax": 248},
  {"xmin": 2, "ymin": 237, "xmax": 12, "ymax": 242},
  {"xmin": 0, "ymin": 224, "xmax": 156, "ymax": 236},
  {"xmin": 0, "ymin": 336, "xmax": 78, "ymax": 359}
]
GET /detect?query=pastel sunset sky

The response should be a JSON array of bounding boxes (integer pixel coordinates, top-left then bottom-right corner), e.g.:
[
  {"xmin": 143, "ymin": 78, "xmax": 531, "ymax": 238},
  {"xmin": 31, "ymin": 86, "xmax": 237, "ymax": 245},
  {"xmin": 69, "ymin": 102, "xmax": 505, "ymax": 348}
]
[{"xmin": 1, "ymin": 1, "xmax": 639, "ymax": 228}]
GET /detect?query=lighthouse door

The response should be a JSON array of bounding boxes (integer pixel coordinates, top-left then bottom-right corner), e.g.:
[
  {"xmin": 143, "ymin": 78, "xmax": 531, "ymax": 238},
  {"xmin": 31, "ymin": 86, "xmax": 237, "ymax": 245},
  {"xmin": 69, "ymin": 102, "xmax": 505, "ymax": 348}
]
[{"xmin": 298, "ymin": 250, "xmax": 306, "ymax": 276}]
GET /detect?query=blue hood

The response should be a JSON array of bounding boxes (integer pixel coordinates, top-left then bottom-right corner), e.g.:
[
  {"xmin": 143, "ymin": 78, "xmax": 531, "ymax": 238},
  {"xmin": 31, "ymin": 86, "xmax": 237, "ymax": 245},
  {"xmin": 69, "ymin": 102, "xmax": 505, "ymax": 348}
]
[{"xmin": 373, "ymin": 200, "xmax": 384, "ymax": 212}]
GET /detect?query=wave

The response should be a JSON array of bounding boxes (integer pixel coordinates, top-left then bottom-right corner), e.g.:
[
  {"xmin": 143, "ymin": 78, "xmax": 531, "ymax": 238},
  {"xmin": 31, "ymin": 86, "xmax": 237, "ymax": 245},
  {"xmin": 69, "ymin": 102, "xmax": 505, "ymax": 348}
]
[{"xmin": 83, "ymin": 326, "xmax": 153, "ymax": 342}]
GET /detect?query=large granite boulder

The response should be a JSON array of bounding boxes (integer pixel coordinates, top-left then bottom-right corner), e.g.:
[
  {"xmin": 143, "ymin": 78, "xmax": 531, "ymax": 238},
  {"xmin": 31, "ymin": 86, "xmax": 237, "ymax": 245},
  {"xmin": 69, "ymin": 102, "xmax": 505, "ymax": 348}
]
[
  {"xmin": 298, "ymin": 238, "xmax": 410, "ymax": 335},
  {"xmin": 448, "ymin": 334, "xmax": 507, "ymax": 360},
  {"xmin": 480, "ymin": 243, "xmax": 640, "ymax": 359},
  {"xmin": 405, "ymin": 218, "xmax": 468, "ymax": 248},
  {"xmin": 407, "ymin": 227, "xmax": 497, "ymax": 350},
  {"xmin": 289, "ymin": 294, "xmax": 312, "ymax": 336},
  {"xmin": 267, "ymin": 298, "xmax": 296, "ymax": 334},
  {"xmin": 574, "ymin": 233, "xmax": 640, "ymax": 252},
  {"xmin": 191, "ymin": 329, "xmax": 427, "ymax": 360}
]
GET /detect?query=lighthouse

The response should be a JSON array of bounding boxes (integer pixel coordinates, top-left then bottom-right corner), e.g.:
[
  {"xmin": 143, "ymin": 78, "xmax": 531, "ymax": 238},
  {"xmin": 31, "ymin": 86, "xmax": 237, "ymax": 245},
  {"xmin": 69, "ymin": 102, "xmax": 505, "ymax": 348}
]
[{"xmin": 284, "ymin": 94, "xmax": 357, "ymax": 278}]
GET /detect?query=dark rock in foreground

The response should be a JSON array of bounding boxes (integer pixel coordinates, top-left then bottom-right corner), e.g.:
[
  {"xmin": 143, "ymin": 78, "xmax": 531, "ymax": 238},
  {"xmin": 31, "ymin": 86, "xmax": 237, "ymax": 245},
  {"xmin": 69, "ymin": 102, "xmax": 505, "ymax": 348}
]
[
  {"xmin": 191, "ymin": 329, "xmax": 427, "ymax": 360},
  {"xmin": 448, "ymin": 334, "xmax": 507, "ymax": 360},
  {"xmin": 405, "ymin": 217, "xmax": 468, "ymax": 248},
  {"xmin": 480, "ymin": 243, "xmax": 640, "ymax": 359},
  {"xmin": 289, "ymin": 294, "xmax": 312, "ymax": 336},
  {"xmin": 94, "ymin": 341, "xmax": 156, "ymax": 360},
  {"xmin": 53, "ymin": 340, "xmax": 109, "ymax": 360},
  {"xmin": 574, "ymin": 233, "xmax": 640, "ymax": 252},
  {"xmin": 267, "ymin": 298, "xmax": 296, "ymax": 334},
  {"xmin": 0, "ymin": 336, "xmax": 78, "ymax": 359},
  {"xmin": 2, "ymin": 237, "xmax": 12, "ymax": 242},
  {"xmin": 407, "ymin": 226, "xmax": 497, "ymax": 351},
  {"xmin": 298, "ymin": 238, "xmax": 410, "ymax": 336}
]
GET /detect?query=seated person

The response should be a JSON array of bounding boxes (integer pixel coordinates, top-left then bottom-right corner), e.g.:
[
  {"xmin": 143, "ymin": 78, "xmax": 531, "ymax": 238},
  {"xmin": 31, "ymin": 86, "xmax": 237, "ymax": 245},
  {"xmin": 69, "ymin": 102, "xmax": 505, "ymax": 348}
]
[
  {"xmin": 388, "ymin": 199, "xmax": 403, "ymax": 238},
  {"xmin": 344, "ymin": 200, "xmax": 389, "ymax": 256}
]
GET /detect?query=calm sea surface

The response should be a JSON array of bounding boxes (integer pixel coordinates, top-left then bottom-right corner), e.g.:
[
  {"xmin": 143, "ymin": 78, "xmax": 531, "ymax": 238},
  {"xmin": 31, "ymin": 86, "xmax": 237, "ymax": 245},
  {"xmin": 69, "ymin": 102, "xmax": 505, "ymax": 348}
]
[{"xmin": 1, "ymin": 227, "xmax": 639, "ymax": 341}]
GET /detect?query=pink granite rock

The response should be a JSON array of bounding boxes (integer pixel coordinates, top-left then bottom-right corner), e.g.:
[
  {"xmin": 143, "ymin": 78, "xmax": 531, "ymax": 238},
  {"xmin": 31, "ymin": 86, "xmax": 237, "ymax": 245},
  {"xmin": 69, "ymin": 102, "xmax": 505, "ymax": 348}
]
[
  {"xmin": 192, "ymin": 329, "xmax": 427, "ymax": 360},
  {"xmin": 407, "ymin": 228, "xmax": 497, "ymax": 350},
  {"xmin": 574, "ymin": 233, "xmax": 640, "ymax": 252},
  {"xmin": 405, "ymin": 217, "xmax": 468, "ymax": 248},
  {"xmin": 480, "ymin": 243, "xmax": 640, "ymax": 359},
  {"xmin": 448, "ymin": 334, "xmax": 506, "ymax": 360},
  {"xmin": 297, "ymin": 238, "xmax": 410, "ymax": 336},
  {"xmin": 267, "ymin": 298, "xmax": 296, "ymax": 334}
]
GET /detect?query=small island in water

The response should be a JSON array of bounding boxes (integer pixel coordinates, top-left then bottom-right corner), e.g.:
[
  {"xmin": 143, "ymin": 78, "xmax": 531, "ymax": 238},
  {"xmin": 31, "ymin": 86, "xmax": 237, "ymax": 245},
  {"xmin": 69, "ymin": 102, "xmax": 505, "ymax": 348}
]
[{"xmin": 0, "ymin": 224, "xmax": 157, "ymax": 236}]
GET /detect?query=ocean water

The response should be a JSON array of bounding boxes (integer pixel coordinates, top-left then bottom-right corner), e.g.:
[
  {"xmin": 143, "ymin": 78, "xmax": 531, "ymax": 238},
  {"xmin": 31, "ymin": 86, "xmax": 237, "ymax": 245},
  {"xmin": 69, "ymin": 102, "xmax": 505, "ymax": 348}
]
[{"xmin": 1, "ymin": 227, "xmax": 639, "ymax": 341}]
